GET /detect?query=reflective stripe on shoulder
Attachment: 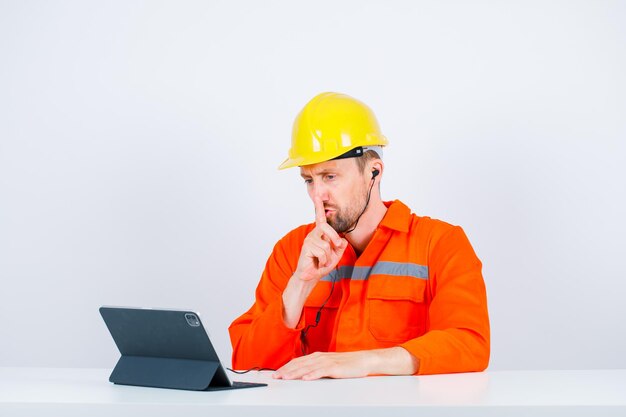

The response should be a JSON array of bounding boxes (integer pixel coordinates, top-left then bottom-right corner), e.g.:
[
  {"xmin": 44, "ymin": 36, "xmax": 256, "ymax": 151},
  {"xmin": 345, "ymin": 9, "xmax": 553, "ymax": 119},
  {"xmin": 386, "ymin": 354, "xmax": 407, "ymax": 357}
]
[{"xmin": 320, "ymin": 261, "xmax": 428, "ymax": 282}]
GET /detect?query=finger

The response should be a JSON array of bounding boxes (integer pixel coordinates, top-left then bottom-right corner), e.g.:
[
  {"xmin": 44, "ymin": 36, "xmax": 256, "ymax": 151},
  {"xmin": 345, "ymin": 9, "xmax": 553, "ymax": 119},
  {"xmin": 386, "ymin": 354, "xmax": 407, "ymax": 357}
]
[
  {"xmin": 314, "ymin": 195, "xmax": 327, "ymax": 227},
  {"xmin": 311, "ymin": 238, "xmax": 330, "ymax": 254},
  {"xmin": 301, "ymin": 369, "xmax": 329, "ymax": 381},
  {"xmin": 273, "ymin": 358, "xmax": 303, "ymax": 379},
  {"xmin": 311, "ymin": 240, "xmax": 332, "ymax": 268},
  {"xmin": 311, "ymin": 239, "xmax": 332, "ymax": 257},
  {"xmin": 310, "ymin": 235, "xmax": 345, "ymax": 269},
  {"xmin": 307, "ymin": 245, "xmax": 328, "ymax": 268},
  {"xmin": 274, "ymin": 357, "xmax": 319, "ymax": 380},
  {"xmin": 317, "ymin": 222, "xmax": 343, "ymax": 247},
  {"xmin": 337, "ymin": 237, "xmax": 348, "ymax": 253},
  {"xmin": 287, "ymin": 366, "xmax": 321, "ymax": 380}
]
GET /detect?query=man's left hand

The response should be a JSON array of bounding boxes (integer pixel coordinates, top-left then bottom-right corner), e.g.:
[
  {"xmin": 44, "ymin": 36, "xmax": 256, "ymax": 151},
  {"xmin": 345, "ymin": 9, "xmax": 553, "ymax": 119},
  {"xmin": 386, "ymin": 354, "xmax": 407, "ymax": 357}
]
[{"xmin": 272, "ymin": 347, "xmax": 419, "ymax": 380}]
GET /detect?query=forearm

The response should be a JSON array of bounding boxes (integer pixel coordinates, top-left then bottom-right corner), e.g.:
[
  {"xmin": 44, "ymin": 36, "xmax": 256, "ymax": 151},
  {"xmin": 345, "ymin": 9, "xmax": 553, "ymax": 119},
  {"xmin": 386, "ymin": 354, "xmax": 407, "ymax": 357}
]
[
  {"xmin": 401, "ymin": 328, "xmax": 489, "ymax": 375},
  {"xmin": 281, "ymin": 273, "xmax": 317, "ymax": 328}
]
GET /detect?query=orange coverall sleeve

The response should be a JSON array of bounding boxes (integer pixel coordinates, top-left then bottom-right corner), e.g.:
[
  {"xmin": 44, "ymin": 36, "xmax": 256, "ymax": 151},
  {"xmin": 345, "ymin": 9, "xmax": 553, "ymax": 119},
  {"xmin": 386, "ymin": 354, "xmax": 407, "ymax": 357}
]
[
  {"xmin": 400, "ymin": 226, "xmax": 490, "ymax": 374},
  {"xmin": 228, "ymin": 235, "xmax": 305, "ymax": 370}
]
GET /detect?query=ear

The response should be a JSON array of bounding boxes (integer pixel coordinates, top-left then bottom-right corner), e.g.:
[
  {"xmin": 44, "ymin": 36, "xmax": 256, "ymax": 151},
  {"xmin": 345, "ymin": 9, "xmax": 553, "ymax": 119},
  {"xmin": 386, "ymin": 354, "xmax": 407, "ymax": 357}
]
[{"xmin": 370, "ymin": 160, "xmax": 384, "ymax": 181}]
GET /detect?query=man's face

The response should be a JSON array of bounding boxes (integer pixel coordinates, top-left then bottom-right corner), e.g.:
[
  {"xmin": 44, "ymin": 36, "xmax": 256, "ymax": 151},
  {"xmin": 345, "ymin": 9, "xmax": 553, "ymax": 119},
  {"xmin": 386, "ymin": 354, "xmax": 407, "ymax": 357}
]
[{"xmin": 300, "ymin": 158, "xmax": 369, "ymax": 233}]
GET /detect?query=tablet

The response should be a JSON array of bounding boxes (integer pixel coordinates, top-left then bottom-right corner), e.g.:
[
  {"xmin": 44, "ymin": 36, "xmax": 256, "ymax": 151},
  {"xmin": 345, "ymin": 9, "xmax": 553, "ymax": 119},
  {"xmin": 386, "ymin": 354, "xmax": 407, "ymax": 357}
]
[{"xmin": 99, "ymin": 306, "xmax": 267, "ymax": 391}]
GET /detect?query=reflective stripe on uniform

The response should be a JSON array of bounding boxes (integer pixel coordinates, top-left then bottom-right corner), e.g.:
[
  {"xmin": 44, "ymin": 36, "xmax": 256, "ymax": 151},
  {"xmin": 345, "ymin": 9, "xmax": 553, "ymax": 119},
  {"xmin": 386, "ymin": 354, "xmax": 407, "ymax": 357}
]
[{"xmin": 321, "ymin": 261, "xmax": 428, "ymax": 282}]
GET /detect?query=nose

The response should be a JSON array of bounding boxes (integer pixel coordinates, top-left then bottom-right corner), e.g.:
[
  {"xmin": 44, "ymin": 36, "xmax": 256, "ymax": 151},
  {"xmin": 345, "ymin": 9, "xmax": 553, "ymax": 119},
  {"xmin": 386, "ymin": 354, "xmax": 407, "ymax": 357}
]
[{"xmin": 310, "ymin": 180, "xmax": 329, "ymax": 202}]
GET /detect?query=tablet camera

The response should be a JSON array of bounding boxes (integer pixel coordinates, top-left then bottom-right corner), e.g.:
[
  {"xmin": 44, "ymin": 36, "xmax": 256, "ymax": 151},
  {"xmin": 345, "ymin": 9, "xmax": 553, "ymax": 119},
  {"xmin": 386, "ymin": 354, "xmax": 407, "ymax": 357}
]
[{"xmin": 185, "ymin": 313, "xmax": 200, "ymax": 327}]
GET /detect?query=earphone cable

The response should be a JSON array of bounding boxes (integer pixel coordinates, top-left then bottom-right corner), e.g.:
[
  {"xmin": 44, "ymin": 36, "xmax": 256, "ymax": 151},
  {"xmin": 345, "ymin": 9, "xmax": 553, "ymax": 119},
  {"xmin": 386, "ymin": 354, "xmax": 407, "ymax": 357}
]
[
  {"xmin": 226, "ymin": 367, "xmax": 276, "ymax": 374},
  {"xmin": 300, "ymin": 274, "xmax": 337, "ymax": 355},
  {"xmin": 344, "ymin": 176, "xmax": 376, "ymax": 234}
]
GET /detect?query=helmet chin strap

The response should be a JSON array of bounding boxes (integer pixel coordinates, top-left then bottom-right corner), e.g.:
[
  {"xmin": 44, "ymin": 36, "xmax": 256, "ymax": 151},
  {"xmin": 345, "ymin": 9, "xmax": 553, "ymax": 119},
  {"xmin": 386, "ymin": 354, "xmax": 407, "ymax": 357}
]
[{"xmin": 344, "ymin": 171, "xmax": 378, "ymax": 234}]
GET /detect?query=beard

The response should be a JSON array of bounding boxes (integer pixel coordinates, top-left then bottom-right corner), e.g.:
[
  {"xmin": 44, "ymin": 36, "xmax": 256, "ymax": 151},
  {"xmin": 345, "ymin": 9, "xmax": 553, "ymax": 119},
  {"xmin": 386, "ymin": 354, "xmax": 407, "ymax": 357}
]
[
  {"xmin": 326, "ymin": 188, "xmax": 369, "ymax": 234},
  {"xmin": 327, "ymin": 208, "xmax": 359, "ymax": 233}
]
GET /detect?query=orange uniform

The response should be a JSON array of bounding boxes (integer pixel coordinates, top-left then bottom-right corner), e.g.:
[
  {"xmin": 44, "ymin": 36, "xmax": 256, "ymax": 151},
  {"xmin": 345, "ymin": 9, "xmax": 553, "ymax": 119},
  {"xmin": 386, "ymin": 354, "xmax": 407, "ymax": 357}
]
[{"xmin": 229, "ymin": 200, "xmax": 490, "ymax": 375}]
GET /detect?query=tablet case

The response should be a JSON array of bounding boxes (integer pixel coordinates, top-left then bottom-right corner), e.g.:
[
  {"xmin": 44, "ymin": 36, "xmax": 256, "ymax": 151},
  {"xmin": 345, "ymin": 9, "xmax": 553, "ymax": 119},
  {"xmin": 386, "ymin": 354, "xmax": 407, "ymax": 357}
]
[{"xmin": 99, "ymin": 306, "xmax": 266, "ymax": 391}]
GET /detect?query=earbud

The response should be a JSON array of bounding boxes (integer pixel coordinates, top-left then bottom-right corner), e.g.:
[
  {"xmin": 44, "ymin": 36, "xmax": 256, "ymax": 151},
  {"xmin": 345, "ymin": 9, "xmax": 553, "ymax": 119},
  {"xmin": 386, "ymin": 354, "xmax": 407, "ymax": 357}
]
[{"xmin": 372, "ymin": 169, "xmax": 380, "ymax": 179}]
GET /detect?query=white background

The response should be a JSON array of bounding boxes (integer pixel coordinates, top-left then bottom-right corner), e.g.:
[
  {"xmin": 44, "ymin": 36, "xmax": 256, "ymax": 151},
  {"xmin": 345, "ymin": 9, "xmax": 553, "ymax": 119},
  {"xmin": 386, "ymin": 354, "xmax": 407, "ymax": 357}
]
[{"xmin": 1, "ymin": 0, "xmax": 624, "ymax": 371}]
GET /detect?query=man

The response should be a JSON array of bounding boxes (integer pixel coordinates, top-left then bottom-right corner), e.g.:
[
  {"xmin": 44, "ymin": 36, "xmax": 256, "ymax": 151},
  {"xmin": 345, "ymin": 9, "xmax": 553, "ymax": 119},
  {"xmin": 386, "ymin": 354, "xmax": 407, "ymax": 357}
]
[{"xmin": 229, "ymin": 92, "xmax": 490, "ymax": 379}]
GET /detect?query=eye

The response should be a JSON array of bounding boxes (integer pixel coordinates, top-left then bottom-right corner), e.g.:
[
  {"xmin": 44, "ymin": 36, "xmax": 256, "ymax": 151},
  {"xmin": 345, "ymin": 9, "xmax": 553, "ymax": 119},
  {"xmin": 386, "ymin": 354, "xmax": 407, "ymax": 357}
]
[
  {"xmin": 325, "ymin": 174, "xmax": 336, "ymax": 181},
  {"xmin": 303, "ymin": 178, "xmax": 313, "ymax": 185}
]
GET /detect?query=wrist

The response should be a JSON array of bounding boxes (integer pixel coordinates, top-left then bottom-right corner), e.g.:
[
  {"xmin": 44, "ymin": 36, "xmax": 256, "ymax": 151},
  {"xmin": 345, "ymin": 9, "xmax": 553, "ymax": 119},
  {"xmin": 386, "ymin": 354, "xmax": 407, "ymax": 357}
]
[
  {"xmin": 281, "ymin": 274, "xmax": 317, "ymax": 329},
  {"xmin": 369, "ymin": 347, "xmax": 420, "ymax": 376},
  {"xmin": 287, "ymin": 271, "xmax": 318, "ymax": 296}
]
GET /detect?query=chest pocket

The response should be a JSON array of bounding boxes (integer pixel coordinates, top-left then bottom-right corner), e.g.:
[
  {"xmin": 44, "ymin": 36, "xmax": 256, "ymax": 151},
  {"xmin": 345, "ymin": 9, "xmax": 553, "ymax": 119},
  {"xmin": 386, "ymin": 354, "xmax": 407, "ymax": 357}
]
[{"xmin": 366, "ymin": 276, "xmax": 428, "ymax": 343}]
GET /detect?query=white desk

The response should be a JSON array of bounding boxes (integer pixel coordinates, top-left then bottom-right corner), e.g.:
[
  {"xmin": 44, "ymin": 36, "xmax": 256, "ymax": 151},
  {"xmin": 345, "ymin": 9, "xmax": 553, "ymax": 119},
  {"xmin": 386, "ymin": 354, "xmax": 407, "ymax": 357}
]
[{"xmin": 1, "ymin": 367, "xmax": 624, "ymax": 416}]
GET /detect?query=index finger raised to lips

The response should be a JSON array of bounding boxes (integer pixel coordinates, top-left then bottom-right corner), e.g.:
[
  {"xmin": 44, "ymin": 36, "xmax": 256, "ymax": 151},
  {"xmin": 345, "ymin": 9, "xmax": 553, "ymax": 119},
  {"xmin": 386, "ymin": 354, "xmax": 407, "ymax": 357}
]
[
  {"xmin": 314, "ymin": 195, "xmax": 327, "ymax": 226},
  {"xmin": 313, "ymin": 196, "xmax": 342, "ymax": 246}
]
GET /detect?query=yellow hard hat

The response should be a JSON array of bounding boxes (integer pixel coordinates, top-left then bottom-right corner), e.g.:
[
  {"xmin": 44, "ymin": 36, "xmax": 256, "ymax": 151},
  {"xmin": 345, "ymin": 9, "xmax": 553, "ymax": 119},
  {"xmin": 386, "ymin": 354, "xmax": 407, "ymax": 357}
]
[{"xmin": 278, "ymin": 92, "xmax": 388, "ymax": 169}]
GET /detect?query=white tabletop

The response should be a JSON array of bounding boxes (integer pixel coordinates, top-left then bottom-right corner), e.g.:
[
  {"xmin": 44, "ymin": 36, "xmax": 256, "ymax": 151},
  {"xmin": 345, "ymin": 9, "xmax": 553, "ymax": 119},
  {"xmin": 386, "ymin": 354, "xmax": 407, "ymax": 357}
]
[{"xmin": 1, "ymin": 367, "xmax": 625, "ymax": 416}]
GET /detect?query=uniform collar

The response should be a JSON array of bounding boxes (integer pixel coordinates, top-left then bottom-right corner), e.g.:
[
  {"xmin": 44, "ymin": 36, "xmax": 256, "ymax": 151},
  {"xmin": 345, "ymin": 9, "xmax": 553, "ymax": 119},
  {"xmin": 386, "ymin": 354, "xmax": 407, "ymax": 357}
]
[{"xmin": 379, "ymin": 200, "xmax": 411, "ymax": 233}]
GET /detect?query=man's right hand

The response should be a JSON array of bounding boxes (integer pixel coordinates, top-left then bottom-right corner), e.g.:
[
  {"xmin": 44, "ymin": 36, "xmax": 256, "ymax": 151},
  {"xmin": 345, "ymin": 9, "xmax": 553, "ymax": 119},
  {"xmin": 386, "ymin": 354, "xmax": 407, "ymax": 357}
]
[
  {"xmin": 281, "ymin": 196, "xmax": 348, "ymax": 329},
  {"xmin": 294, "ymin": 196, "xmax": 348, "ymax": 282}
]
